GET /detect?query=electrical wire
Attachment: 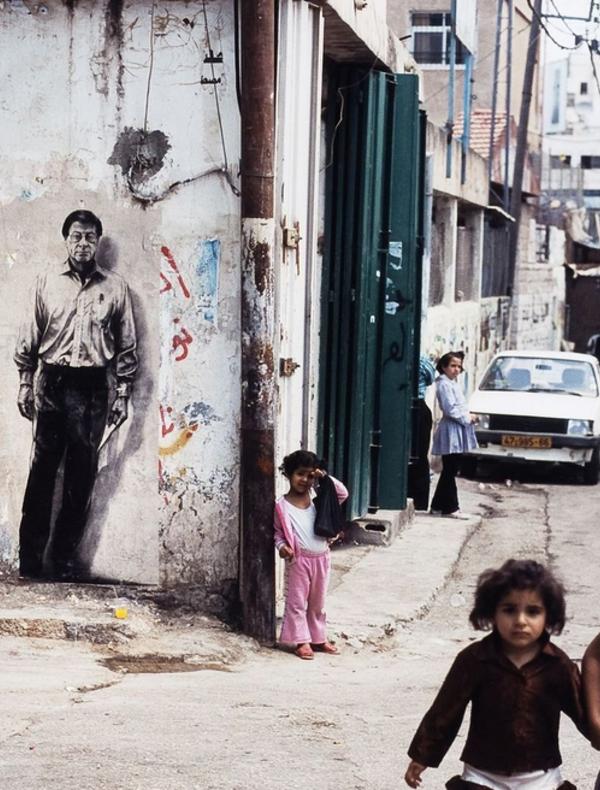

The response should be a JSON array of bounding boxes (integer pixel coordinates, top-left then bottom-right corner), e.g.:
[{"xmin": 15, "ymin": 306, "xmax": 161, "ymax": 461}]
[
  {"xmin": 545, "ymin": 1, "xmax": 600, "ymax": 97},
  {"xmin": 322, "ymin": 58, "xmax": 381, "ymax": 172},
  {"xmin": 201, "ymin": 0, "xmax": 241, "ymax": 196},
  {"xmin": 525, "ymin": 0, "xmax": 580, "ymax": 49},
  {"xmin": 422, "ymin": 19, "xmax": 530, "ymax": 104},
  {"xmin": 547, "ymin": 0, "xmax": 600, "ymax": 45},
  {"xmin": 589, "ymin": 40, "xmax": 600, "ymax": 95},
  {"xmin": 233, "ymin": 0, "xmax": 242, "ymax": 112},
  {"xmin": 544, "ymin": 0, "xmax": 598, "ymax": 23},
  {"xmin": 143, "ymin": 2, "xmax": 156, "ymax": 133},
  {"xmin": 549, "ymin": 0, "xmax": 579, "ymax": 37}
]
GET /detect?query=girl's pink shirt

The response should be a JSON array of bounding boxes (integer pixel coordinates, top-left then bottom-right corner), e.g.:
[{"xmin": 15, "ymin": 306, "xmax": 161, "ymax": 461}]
[{"xmin": 274, "ymin": 475, "xmax": 348, "ymax": 559}]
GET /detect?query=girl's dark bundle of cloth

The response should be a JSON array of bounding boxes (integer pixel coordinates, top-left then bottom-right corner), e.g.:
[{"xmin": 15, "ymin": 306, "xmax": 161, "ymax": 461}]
[{"xmin": 313, "ymin": 475, "xmax": 343, "ymax": 538}]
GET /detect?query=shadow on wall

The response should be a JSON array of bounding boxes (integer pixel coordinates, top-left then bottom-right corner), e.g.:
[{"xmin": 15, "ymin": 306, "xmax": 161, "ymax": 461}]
[{"xmin": 76, "ymin": 236, "xmax": 154, "ymax": 579}]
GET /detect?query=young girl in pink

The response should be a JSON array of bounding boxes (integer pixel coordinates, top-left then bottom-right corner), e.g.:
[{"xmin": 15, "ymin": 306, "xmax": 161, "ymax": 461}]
[
  {"xmin": 274, "ymin": 450, "xmax": 348, "ymax": 660},
  {"xmin": 405, "ymin": 559, "xmax": 586, "ymax": 789}
]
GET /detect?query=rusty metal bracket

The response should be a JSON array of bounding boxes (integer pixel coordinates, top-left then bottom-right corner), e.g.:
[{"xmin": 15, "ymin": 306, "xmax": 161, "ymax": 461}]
[
  {"xmin": 204, "ymin": 49, "xmax": 223, "ymax": 64},
  {"xmin": 279, "ymin": 357, "xmax": 301, "ymax": 377},
  {"xmin": 283, "ymin": 225, "xmax": 301, "ymax": 249}
]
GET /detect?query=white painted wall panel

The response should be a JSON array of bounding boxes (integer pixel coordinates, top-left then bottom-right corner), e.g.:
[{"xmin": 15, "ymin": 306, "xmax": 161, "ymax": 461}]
[{"xmin": 0, "ymin": 1, "xmax": 240, "ymax": 611}]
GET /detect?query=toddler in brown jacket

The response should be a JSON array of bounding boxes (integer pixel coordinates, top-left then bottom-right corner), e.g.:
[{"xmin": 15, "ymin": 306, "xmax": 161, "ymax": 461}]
[{"xmin": 405, "ymin": 559, "xmax": 586, "ymax": 789}]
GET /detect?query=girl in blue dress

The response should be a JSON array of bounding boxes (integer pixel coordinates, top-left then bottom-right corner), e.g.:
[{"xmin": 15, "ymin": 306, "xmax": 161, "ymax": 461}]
[{"xmin": 430, "ymin": 352, "xmax": 478, "ymax": 519}]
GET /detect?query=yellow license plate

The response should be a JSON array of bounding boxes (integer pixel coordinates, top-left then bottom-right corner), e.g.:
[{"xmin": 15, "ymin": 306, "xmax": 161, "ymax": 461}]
[{"xmin": 501, "ymin": 435, "xmax": 552, "ymax": 449}]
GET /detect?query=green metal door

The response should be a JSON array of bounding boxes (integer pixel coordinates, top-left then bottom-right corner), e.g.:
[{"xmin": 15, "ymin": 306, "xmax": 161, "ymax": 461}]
[
  {"xmin": 375, "ymin": 77, "xmax": 422, "ymax": 509},
  {"xmin": 318, "ymin": 66, "xmax": 422, "ymax": 519}
]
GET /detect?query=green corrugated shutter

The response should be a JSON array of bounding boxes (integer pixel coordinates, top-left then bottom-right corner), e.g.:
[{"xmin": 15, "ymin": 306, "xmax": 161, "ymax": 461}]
[{"xmin": 319, "ymin": 66, "xmax": 423, "ymax": 518}]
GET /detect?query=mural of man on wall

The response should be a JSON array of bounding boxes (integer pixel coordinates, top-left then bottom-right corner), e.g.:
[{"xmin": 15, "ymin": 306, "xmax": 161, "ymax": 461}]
[{"xmin": 14, "ymin": 210, "xmax": 138, "ymax": 581}]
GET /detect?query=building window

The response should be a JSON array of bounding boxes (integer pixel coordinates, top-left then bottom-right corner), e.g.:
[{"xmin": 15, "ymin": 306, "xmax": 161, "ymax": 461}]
[
  {"xmin": 581, "ymin": 82, "xmax": 588, "ymax": 95},
  {"xmin": 411, "ymin": 12, "xmax": 465, "ymax": 65},
  {"xmin": 581, "ymin": 156, "xmax": 600, "ymax": 169},
  {"xmin": 550, "ymin": 154, "xmax": 571, "ymax": 168}
]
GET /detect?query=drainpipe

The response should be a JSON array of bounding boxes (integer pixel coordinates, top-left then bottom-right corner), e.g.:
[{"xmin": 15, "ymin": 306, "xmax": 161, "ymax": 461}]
[
  {"xmin": 239, "ymin": 0, "xmax": 276, "ymax": 643},
  {"xmin": 488, "ymin": 0, "xmax": 502, "ymax": 186},
  {"xmin": 446, "ymin": 0, "xmax": 457, "ymax": 178},
  {"xmin": 504, "ymin": 0, "xmax": 513, "ymax": 213},
  {"xmin": 460, "ymin": 50, "xmax": 473, "ymax": 185}
]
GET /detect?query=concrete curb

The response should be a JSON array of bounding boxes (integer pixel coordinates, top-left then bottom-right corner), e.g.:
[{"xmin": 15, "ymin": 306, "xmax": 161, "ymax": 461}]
[{"xmin": 328, "ymin": 512, "xmax": 481, "ymax": 649}]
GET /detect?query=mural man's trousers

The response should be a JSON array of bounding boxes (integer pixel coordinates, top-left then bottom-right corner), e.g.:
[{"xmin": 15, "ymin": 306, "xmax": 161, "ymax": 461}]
[
  {"xmin": 279, "ymin": 548, "xmax": 330, "ymax": 645},
  {"xmin": 19, "ymin": 364, "xmax": 108, "ymax": 578}
]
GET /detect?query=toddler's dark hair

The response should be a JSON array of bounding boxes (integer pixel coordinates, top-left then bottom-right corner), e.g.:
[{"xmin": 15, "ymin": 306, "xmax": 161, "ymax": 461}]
[
  {"xmin": 469, "ymin": 558, "xmax": 566, "ymax": 635},
  {"xmin": 280, "ymin": 450, "xmax": 323, "ymax": 477}
]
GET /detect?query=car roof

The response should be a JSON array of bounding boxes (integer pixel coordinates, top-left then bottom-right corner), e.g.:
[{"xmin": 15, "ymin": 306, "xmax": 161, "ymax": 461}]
[{"xmin": 491, "ymin": 350, "xmax": 598, "ymax": 364}]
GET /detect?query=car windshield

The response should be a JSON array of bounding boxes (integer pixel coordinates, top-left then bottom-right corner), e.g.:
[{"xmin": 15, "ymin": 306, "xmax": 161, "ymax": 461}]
[{"xmin": 479, "ymin": 356, "xmax": 599, "ymax": 397}]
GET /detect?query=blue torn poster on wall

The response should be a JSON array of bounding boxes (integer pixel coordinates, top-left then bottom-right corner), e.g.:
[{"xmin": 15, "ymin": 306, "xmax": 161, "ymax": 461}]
[{"xmin": 195, "ymin": 239, "xmax": 220, "ymax": 324}]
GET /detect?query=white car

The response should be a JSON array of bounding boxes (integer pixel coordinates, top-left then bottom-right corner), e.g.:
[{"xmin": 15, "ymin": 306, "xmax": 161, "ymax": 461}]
[{"xmin": 466, "ymin": 350, "xmax": 600, "ymax": 484}]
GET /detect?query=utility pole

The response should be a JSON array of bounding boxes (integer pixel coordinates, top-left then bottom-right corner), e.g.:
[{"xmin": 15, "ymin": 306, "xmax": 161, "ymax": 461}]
[
  {"xmin": 507, "ymin": 0, "xmax": 542, "ymax": 296},
  {"xmin": 239, "ymin": 0, "xmax": 276, "ymax": 643}
]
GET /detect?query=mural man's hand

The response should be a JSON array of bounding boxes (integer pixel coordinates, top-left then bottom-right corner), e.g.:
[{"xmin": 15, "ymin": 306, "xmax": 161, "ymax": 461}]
[
  {"xmin": 17, "ymin": 384, "xmax": 34, "ymax": 421},
  {"xmin": 108, "ymin": 396, "xmax": 129, "ymax": 428}
]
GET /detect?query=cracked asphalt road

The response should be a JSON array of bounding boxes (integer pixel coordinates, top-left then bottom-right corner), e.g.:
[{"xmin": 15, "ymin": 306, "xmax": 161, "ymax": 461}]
[{"xmin": 2, "ymin": 467, "xmax": 599, "ymax": 789}]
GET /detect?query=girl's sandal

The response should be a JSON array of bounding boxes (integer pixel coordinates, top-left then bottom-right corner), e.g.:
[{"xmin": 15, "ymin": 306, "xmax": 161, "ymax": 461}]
[
  {"xmin": 312, "ymin": 641, "xmax": 339, "ymax": 655},
  {"xmin": 295, "ymin": 644, "xmax": 314, "ymax": 660}
]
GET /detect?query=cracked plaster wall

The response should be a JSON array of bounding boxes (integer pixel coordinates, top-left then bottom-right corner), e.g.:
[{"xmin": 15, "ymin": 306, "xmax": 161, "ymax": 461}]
[{"xmin": 0, "ymin": 0, "xmax": 240, "ymax": 611}]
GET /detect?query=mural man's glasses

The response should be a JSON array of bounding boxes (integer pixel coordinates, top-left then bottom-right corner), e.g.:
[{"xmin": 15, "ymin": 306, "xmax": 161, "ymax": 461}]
[{"xmin": 68, "ymin": 232, "xmax": 98, "ymax": 244}]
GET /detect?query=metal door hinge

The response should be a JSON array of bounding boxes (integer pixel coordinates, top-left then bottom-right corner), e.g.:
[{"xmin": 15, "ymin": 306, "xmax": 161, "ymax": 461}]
[{"xmin": 279, "ymin": 357, "xmax": 301, "ymax": 377}]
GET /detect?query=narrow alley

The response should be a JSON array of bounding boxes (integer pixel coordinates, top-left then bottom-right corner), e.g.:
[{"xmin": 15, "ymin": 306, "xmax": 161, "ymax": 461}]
[{"xmin": 2, "ymin": 467, "xmax": 599, "ymax": 789}]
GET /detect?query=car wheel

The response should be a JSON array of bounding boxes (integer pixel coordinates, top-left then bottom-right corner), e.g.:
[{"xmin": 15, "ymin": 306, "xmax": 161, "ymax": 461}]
[
  {"xmin": 460, "ymin": 457, "xmax": 478, "ymax": 479},
  {"xmin": 583, "ymin": 449, "xmax": 600, "ymax": 485}
]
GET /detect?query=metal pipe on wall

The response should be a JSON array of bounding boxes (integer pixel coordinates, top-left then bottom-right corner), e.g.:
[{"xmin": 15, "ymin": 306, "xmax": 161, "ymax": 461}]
[
  {"xmin": 301, "ymin": 9, "xmax": 324, "ymax": 447},
  {"xmin": 460, "ymin": 50, "xmax": 474, "ymax": 184},
  {"xmin": 504, "ymin": 0, "xmax": 513, "ymax": 213},
  {"xmin": 239, "ymin": 0, "xmax": 276, "ymax": 643},
  {"xmin": 446, "ymin": 0, "xmax": 457, "ymax": 178},
  {"xmin": 488, "ymin": 0, "xmax": 503, "ymax": 185}
]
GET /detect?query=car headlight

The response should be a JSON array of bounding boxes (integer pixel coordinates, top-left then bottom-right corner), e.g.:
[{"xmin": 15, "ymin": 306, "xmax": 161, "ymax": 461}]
[
  {"xmin": 567, "ymin": 419, "xmax": 593, "ymax": 436},
  {"xmin": 473, "ymin": 413, "xmax": 490, "ymax": 430}
]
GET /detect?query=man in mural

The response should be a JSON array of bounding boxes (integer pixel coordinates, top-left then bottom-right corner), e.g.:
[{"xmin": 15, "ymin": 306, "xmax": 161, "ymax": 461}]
[{"xmin": 14, "ymin": 210, "xmax": 138, "ymax": 581}]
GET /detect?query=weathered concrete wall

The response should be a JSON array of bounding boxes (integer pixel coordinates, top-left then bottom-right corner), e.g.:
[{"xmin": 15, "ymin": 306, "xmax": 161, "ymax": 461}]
[
  {"xmin": 423, "ymin": 131, "xmax": 504, "ymax": 391},
  {"xmin": 388, "ymin": 0, "xmax": 541, "ymax": 137},
  {"xmin": 428, "ymin": 122, "xmax": 488, "ymax": 206},
  {"xmin": 422, "ymin": 298, "xmax": 510, "ymax": 396},
  {"xmin": 324, "ymin": 0, "xmax": 414, "ymax": 74},
  {"xmin": 511, "ymin": 265, "xmax": 566, "ymax": 350},
  {"xmin": 510, "ymin": 215, "xmax": 566, "ymax": 350},
  {"xmin": 275, "ymin": 0, "xmax": 324, "ymax": 480},
  {"xmin": 0, "ymin": 1, "xmax": 240, "ymax": 611}
]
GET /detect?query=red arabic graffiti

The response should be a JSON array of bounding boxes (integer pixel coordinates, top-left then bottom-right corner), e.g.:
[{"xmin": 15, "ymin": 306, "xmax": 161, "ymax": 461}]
[
  {"xmin": 160, "ymin": 404, "xmax": 175, "ymax": 438},
  {"xmin": 171, "ymin": 318, "xmax": 193, "ymax": 361},
  {"xmin": 160, "ymin": 246, "xmax": 191, "ymax": 298}
]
